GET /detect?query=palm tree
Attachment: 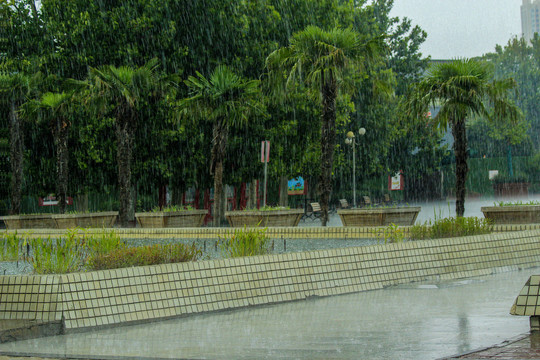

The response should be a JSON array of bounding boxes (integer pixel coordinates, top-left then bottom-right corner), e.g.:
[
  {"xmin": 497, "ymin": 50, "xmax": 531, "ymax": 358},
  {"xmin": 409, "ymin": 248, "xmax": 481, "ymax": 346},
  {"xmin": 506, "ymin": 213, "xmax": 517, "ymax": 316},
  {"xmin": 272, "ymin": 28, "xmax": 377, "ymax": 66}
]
[
  {"xmin": 88, "ymin": 59, "xmax": 177, "ymax": 226},
  {"xmin": 407, "ymin": 59, "xmax": 520, "ymax": 217},
  {"xmin": 266, "ymin": 26, "xmax": 385, "ymax": 226},
  {"xmin": 178, "ymin": 66, "xmax": 262, "ymax": 227},
  {"xmin": 0, "ymin": 72, "xmax": 38, "ymax": 215},
  {"xmin": 22, "ymin": 91, "xmax": 76, "ymax": 214}
]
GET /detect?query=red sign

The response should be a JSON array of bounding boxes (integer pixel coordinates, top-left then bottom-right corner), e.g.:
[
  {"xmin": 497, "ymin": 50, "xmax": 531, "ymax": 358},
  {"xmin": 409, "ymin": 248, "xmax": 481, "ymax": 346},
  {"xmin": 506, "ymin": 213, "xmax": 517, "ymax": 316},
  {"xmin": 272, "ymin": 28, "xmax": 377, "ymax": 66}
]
[
  {"xmin": 388, "ymin": 171, "xmax": 404, "ymax": 191},
  {"xmin": 261, "ymin": 140, "xmax": 270, "ymax": 163},
  {"xmin": 38, "ymin": 195, "xmax": 73, "ymax": 206}
]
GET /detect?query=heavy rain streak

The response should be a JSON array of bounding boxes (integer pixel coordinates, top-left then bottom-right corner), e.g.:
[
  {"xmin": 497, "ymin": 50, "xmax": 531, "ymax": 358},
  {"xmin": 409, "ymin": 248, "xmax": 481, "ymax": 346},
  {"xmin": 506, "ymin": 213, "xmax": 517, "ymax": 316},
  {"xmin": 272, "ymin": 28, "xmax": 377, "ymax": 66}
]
[{"xmin": 0, "ymin": 0, "xmax": 537, "ymax": 226}]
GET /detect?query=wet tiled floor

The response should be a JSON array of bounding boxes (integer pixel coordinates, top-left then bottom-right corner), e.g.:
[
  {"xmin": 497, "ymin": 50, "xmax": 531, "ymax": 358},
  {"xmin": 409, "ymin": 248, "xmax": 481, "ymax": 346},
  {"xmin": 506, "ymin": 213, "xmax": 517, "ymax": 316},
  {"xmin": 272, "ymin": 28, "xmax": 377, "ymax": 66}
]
[
  {"xmin": 0, "ymin": 269, "xmax": 537, "ymax": 359},
  {"xmin": 443, "ymin": 332, "xmax": 540, "ymax": 359}
]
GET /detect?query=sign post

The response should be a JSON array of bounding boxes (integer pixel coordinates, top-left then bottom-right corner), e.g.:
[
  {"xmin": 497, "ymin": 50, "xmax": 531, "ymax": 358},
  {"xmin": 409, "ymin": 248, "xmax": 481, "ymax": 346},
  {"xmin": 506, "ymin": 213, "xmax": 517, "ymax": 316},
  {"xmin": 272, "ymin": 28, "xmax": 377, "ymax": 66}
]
[{"xmin": 261, "ymin": 140, "xmax": 270, "ymax": 207}]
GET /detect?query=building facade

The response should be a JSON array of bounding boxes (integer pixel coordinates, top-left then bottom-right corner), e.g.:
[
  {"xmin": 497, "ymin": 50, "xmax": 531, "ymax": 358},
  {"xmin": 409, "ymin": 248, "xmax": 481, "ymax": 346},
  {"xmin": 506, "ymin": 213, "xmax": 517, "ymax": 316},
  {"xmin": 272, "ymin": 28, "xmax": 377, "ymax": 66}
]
[{"xmin": 522, "ymin": 0, "xmax": 540, "ymax": 42}]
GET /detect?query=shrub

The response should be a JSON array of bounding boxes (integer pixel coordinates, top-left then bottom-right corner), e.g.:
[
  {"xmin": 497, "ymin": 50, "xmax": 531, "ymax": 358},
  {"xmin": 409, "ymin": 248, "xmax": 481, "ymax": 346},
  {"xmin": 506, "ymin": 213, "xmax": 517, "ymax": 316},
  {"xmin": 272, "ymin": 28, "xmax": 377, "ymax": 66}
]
[
  {"xmin": 25, "ymin": 228, "xmax": 126, "ymax": 274},
  {"xmin": 495, "ymin": 200, "xmax": 540, "ymax": 206},
  {"xmin": 245, "ymin": 206, "xmax": 290, "ymax": 211},
  {"xmin": 219, "ymin": 226, "xmax": 269, "ymax": 257},
  {"xmin": 28, "ymin": 231, "xmax": 85, "ymax": 274},
  {"xmin": 151, "ymin": 205, "xmax": 194, "ymax": 212},
  {"xmin": 410, "ymin": 216, "xmax": 492, "ymax": 240},
  {"xmin": 371, "ymin": 223, "xmax": 405, "ymax": 244},
  {"xmin": 87, "ymin": 243, "xmax": 201, "ymax": 270},
  {"xmin": 0, "ymin": 231, "xmax": 21, "ymax": 261}
]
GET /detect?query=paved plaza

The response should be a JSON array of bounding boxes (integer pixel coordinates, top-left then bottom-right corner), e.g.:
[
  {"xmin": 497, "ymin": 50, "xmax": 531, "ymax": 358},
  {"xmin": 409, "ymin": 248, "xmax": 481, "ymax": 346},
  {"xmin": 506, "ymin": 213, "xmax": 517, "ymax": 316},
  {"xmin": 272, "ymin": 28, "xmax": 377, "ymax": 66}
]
[{"xmin": 0, "ymin": 268, "xmax": 537, "ymax": 359}]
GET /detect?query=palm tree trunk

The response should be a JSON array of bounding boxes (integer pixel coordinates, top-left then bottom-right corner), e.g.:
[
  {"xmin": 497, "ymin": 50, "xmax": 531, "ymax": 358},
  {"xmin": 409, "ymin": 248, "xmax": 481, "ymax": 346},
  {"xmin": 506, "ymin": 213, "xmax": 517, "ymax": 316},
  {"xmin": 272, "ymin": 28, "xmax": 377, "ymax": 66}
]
[
  {"xmin": 116, "ymin": 119, "xmax": 134, "ymax": 227},
  {"xmin": 54, "ymin": 118, "xmax": 69, "ymax": 214},
  {"xmin": 213, "ymin": 160, "xmax": 224, "ymax": 227},
  {"xmin": 9, "ymin": 102, "xmax": 23, "ymax": 215},
  {"xmin": 211, "ymin": 121, "xmax": 229, "ymax": 227},
  {"xmin": 451, "ymin": 118, "xmax": 468, "ymax": 217},
  {"xmin": 279, "ymin": 176, "xmax": 288, "ymax": 207},
  {"xmin": 318, "ymin": 77, "xmax": 338, "ymax": 226}
]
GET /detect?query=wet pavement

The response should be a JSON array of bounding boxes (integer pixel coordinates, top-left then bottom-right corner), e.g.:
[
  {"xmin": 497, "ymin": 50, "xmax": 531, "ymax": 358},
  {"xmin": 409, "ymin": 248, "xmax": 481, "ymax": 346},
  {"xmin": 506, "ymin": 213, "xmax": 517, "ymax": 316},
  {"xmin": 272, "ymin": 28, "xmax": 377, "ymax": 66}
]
[
  {"xmin": 442, "ymin": 332, "xmax": 540, "ymax": 359},
  {"xmin": 0, "ymin": 269, "xmax": 538, "ymax": 359}
]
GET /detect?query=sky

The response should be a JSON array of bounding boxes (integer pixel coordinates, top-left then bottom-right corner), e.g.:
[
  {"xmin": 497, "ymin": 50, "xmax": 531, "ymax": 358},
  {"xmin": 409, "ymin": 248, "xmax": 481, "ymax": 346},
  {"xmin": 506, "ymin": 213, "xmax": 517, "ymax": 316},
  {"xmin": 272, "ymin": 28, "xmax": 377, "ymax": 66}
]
[{"xmin": 389, "ymin": 0, "xmax": 522, "ymax": 59}]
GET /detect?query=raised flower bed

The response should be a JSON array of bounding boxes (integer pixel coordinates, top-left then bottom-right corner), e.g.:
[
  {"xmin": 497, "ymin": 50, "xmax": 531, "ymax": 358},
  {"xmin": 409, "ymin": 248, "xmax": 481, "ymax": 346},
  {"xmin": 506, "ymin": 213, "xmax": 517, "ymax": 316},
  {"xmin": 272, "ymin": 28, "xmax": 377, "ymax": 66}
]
[
  {"xmin": 481, "ymin": 205, "xmax": 540, "ymax": 224},
  {"xmin": 338, "ymin": 207, "xmax": 421, "ymax": 227},
  {"xmin": 225, "ymin": 209, "xmax": 304, "ymax": 227},
  {"xmin": 53, "ymin": 211, "xmax": 119, "ymax": 229},
  {"xmin": 136, "ymin": 209, "xmax": 208, "ymax": 228},
  {"xmin": 0, "ymin": 214, "xmax": 56, "ymax": 229}
]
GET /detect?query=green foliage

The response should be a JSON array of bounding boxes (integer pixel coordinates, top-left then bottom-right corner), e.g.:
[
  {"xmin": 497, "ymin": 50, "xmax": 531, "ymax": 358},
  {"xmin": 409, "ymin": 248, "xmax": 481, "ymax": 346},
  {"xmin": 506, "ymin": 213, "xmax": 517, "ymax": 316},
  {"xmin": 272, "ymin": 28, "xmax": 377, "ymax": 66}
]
[
  {"xmin": 25, "ymin": 228, "xmax": 125, "ymax": 274},
  {"xmin": 495, "ymin": 200, "xmax": 540, "ymax": 206},
  {"xmin": 371, "ymin": 223, "xmax": 405, "ymax": 244},
  {"xmin": 219, "ymin": 226, "xmax": 269, "ymax": 258},
  {"xmin": 4, "ymin": 0, "xmax": 435, "ymax": 214},
  {"xmin": 84, "ymin": 229, "xmax": 126, "ymax": 257},
  {"xmin": 87, "ymin": 243, "xmax": 201, "ymax": 271},
  {"xmin": 409, "ymin": 217, "xmax": 493, "ymax": 240},
  {"xmin": 248, "ymin": 205, "xmax": 290, "ymax": 211},
  {"xmin": 150, "ymin": 205, "xmax": 195, "ymax": 212},
  {"xmin": 28, "ymin": 231, "xmax": 84, "ymax": 274},
  {"xmin": 0, "ymin": 231, "xmax": 21, "ymax": 261},
  {"xmin": 491, "ymin": 171, "xmax": 529, "ymax": 184}
]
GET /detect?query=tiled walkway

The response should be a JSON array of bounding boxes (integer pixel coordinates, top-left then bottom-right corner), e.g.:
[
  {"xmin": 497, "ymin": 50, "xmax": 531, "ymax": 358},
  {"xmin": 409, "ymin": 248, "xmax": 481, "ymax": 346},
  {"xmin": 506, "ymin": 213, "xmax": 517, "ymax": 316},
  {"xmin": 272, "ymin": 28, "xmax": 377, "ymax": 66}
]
[
  {"xmin": 0, "ymin": 269, "xmax": 537, "ymax": 360},
  {"xmin": 443, "ymin": 333, "xmax": 540, "ymax": 359}
]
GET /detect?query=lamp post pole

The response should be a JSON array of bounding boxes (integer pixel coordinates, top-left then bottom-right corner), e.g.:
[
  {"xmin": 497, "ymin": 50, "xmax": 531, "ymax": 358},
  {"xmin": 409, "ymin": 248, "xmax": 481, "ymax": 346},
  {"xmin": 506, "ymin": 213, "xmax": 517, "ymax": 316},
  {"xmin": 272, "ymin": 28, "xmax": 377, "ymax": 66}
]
[{"xmin": 346, "ymin": 128, "xmax": 366, "ymax": 208}]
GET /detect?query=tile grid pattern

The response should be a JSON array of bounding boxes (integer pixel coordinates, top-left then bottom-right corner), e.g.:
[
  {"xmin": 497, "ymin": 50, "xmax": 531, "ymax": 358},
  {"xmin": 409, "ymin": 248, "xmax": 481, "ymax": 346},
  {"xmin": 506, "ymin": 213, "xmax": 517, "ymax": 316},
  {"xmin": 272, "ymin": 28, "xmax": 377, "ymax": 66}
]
[
  {"xmin": 1, "ymin": 230, "xmax": 540, "ymax": 331},
  {"xmin": 511, "ymin": 275, "xmax": 540, "ymax": 326},
  {"xmin": 0, "ymin": 275, "xmax": 62, "ymax": 321}
]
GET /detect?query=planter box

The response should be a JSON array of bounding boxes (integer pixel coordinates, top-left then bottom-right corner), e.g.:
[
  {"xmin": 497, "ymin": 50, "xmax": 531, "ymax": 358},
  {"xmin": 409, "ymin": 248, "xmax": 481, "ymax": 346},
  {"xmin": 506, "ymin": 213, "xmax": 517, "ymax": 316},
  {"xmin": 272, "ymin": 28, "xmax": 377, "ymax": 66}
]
[
  {"xmin": 338, "ymin": 207, "xmax": 421, "ymax": 227},
  {"xmin": 493, "ymin": 182, "xmax": 529, "ymax": 197},
  {"xmin": 481, "ymin": 205, "xmax": 540, "ymax": 224},
  {"xmin": 135, "ymin": 210, "xmax": 208, "ymax": 228},
  {"xmin": 0, "ymin": 214, "xmax": 56, "ymax": 229},
  {"xmin": 53, "ymin": 212, "xmax": 118, "ymax": 229},
  {"xmin": 225, "ymin": 209, "xmax": 304, "ymax": 227}
]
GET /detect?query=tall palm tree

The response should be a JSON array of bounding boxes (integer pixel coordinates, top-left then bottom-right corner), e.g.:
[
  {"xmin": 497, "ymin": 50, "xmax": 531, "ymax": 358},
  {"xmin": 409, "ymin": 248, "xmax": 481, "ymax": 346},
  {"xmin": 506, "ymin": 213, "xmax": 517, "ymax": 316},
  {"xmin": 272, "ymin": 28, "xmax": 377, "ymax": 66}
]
[
  {"xmin": 266, "ymin": 25, "xmax": 385, "ymax": 226},
  {"xmin": 178, "ymin": 66, "xmax": 261, "ymax": 226},
  {"xmin": 408, "ymin": 59, "xmax": 520, "ymax": 217},
  {"xmin": 22, "ymin": 91, "xmax": 76, "ymax": 214},
  {"xmin": 88, "ymin": 59, "xmax": 177, "ymax": 226},
  {"xmin": 0, "ymin": 72, "xmax": 38, "ymax": 215}
]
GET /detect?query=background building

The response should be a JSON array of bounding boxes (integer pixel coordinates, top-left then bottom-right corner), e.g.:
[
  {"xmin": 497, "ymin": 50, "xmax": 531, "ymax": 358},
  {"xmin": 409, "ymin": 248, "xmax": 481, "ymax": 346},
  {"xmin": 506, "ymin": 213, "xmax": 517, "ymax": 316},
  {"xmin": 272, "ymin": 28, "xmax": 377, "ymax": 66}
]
[{"xmin": 522, "ymin": 0, "xmax": 540, "ymax": 42}]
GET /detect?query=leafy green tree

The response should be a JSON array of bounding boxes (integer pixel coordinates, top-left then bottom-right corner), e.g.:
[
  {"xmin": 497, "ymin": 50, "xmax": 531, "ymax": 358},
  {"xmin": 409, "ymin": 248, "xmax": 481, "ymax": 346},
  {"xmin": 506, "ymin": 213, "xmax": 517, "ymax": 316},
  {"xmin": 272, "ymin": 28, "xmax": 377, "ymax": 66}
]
[
  {"xmin": 88, "ymin": 59, "xmax": 177, "ymax": 226},
  {"xmin": 407, "ymin": 59, "xmax": 520, "ymax": 217},
  {"xmin": 21, "ymin": 90, "xmax": 80, "ymax": 214},
  {"xmin": 178, "ymin": 66, "xmax": 263, "ymax": 226},
  {"xmin": 0, "ymin": 73, "xmax": 33, "ymax": 214},
  {"xmin": 266, "ymin": 25, "xmax": 385, "ymax": 225}
]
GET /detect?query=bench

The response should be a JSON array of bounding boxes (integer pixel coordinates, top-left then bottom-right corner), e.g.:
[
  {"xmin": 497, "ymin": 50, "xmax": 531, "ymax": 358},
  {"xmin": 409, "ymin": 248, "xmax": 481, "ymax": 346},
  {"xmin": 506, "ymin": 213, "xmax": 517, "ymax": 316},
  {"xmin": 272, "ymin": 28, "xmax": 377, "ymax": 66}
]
[
  {"xmin": 303, "ymin": 202, "xmax": 322, "ymax": 220},
  {"xmin": 339, "ymin": 199, "xmax": 349, "ymax": 209},
  {"xmin": 361, "ymin": 196, "xmax": 378, "ymax": 207},
  {"xmin": 382, "ymin": 193, "xmax": 396, "ymax": 206}
]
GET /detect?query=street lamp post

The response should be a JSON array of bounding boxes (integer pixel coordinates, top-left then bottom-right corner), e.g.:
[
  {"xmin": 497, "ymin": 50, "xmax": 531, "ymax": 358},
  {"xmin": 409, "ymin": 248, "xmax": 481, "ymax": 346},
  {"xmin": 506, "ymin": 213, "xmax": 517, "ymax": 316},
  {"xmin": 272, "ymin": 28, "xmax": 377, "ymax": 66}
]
[{"xmin": 345, "ymin": 127, "xmax": 366, "ymax": 208}]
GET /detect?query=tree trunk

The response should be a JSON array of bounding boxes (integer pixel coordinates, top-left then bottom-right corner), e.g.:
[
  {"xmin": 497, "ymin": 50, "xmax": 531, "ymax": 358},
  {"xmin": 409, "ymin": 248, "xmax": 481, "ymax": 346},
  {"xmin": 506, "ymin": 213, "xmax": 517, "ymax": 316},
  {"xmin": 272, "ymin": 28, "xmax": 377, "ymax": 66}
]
[
  {"xmin": 9, "ymin": 102, "xmax": 23, "ymax": 215},
  {"xmin": 248, "ymin": 179, "xmax": 257, "ymax": 209},
  {"xmin": 211, "ymin": 121, "xmax": 229, "ymax": 227},
  {"xmin": 318, "ymin": 76, "xmax": 338, "ymax": 226},
  {"xmin": 54, "ymin": 118, "xmax": 69, "ymax": 214},
  {"xmin": 213, "ymin": 160, "xmax": 224, "ymax": 226},
  {"xmin": 116, "ymin": 119, "xmax": 134, "ymax": 227},
  {"xmin": 451, "ymin": 118, "xmax": 468, "ymax": 217},
  {"xmin": 279, "ymin": 176, "xmax": 288, "ymax": 207}
]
